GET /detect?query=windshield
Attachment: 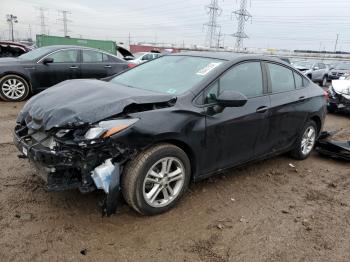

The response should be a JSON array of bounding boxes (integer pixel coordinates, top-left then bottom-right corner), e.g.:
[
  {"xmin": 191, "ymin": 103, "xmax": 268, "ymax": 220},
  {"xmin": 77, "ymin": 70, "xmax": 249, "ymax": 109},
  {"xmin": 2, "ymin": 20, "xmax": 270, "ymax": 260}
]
[
  {"xmin": 18, "ymin": 46, "xmax": 57, "ymax": 60},
  {"xmin": 294, "ymin": 61, "xmax": 313, "ymax": 68},
  {"xmin": 335, "ymin": 63, "xmax": 350, "ymax": 70},
  {"xmin": 110, "ymin": 55, "xmax": 224, "ymax": 95}
]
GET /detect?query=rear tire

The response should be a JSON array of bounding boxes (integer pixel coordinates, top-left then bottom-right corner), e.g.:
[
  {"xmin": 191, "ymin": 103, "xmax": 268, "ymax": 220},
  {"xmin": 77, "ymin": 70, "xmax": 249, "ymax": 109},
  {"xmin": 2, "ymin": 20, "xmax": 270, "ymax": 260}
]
[
  {"xmin": 291, "ymin": 121, "xmax": 317, "ymax": 160},
  {"xmin": 321, "ymin": 76, "xmax": 327, "ymax": 87},
  {"xmin": 0, "ymin": 74, "xmax": 30, "ymax": 102},
  {"xmin": 121, "ymin": 143, "xmax": 191, "ymax": 215}
]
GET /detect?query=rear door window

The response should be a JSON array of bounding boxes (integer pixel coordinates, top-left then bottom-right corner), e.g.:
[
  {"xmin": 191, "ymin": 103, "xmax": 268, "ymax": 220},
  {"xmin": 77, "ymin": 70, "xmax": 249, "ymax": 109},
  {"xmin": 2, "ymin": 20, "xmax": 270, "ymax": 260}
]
[
  {"xmin": 294, "ymin": 72, "xmax": 304, "ymax": 89},
  {"xmin": 267, "ymin": 63, "xmax": 295, "ymax": 93},
  {"xmin": 83, "ymin": 50, "xmax": 103, "ymax": 62}
]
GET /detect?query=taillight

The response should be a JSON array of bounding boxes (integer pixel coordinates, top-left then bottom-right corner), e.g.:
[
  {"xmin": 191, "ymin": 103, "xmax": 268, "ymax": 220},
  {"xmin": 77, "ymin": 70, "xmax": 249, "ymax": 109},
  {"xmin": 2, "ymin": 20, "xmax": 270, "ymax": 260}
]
[{"xmin": 128, "ymin": 63, "xmax": 136, "ymax": 68}]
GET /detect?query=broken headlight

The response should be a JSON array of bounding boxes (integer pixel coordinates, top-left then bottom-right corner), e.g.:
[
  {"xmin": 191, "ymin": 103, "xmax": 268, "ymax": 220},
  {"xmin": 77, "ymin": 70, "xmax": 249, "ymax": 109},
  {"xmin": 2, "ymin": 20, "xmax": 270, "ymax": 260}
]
[{"xmin": 84, "ymin": 119, "xmax": 138, "ymax": 140}]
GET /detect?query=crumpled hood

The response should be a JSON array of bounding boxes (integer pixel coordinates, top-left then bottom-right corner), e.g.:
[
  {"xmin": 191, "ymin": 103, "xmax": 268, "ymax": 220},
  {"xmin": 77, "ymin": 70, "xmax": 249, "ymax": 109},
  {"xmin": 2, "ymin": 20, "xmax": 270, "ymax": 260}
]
[{"xmin": 17, "ymin": 79, "xmax": 176, "ymax": 130}]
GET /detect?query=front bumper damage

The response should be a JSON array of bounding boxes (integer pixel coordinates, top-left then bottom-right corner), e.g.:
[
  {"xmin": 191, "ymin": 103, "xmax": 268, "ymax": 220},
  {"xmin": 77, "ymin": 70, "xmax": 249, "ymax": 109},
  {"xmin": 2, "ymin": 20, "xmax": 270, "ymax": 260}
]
[
  {"xmin": 328, "ymin": 84, "xmax": 350, "ymax": 113},
  {"xmin": 13, "ymin": 123, "xmax": 136, "ymax": 216}
]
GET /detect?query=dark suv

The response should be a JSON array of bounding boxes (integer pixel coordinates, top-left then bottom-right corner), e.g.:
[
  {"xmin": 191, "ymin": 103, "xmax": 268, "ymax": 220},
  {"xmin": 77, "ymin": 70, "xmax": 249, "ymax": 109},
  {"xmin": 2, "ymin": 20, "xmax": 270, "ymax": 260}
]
[{"xmin": 328, "ymin": 63, "xmax": 350, "ymax": 80}]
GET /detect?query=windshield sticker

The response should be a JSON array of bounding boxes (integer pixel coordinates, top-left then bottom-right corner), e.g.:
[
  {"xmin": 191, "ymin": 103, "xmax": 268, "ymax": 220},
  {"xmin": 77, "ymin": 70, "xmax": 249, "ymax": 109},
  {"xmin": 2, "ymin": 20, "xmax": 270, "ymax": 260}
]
[
  {"xmin": 166, "ymin": 88, "xmax": 177, "ymax": 94},
  {"xmin": 196, "ymin": 62, "xmax": 222, "ymax": 76}
]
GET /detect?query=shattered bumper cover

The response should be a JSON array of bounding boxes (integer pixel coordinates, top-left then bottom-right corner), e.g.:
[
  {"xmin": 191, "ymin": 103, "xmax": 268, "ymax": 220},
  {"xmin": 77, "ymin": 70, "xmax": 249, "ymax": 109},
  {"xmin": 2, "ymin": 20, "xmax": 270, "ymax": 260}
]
[{"xmin": 13, "ymin": 125, "xmax": 132, "ymax": 215}]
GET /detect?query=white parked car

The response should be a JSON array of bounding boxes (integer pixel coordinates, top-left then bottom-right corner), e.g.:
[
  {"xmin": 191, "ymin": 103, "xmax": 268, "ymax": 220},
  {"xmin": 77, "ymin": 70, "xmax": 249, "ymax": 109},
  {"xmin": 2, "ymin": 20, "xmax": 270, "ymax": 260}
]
[
  {"xmin": 126, "ymin": 52, "xmax": 162, "ymax": 64},
  {"xmin": 327, "ymin": 76, "xmax": 350, "ymax": 113}
]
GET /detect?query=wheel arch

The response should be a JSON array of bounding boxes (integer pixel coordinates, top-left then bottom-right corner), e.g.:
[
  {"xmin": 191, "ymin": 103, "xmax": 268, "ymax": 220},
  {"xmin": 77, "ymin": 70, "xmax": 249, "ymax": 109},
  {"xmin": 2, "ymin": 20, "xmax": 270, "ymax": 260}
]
[
  {"xmin": 153, "ymin": 139, "xmax": 197, "ymax": 180},
  {"xmin": 310, "ymin": 115, "xmax": 322, "ymax": 135}
]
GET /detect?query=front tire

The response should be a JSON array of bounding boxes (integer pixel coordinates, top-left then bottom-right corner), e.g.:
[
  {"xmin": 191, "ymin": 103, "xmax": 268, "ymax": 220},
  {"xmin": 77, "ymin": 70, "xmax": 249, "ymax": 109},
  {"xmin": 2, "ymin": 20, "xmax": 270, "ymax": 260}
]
[
  {"xmin": 122, "ymin": 143, "xmax": 191, "ymax": 215},
  {"xmin": 0, "ymin": 74, "xmax": 30, "ymax": 102},
  {"xmin": 291, "ymin": 121, "xmax": 317, "ymax": 160}
]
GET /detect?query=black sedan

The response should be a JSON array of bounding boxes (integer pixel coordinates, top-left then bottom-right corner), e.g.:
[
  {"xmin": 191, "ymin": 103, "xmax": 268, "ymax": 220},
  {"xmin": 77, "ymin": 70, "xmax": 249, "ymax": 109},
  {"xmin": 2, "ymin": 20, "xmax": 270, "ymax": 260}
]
[
  {"xmin": 0, "ymin": 45, "xmax": 129, "ymax": 101},
  {"xmin": 14, "ymin": 52, "xmax": 326, "ymax": 216}
]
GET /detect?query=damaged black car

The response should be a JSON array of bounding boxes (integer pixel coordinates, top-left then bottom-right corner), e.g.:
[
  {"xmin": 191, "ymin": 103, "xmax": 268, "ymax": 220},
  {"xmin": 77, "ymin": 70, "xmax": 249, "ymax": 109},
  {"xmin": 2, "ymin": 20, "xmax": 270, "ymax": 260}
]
[{"xmin": 14, "ymin": 52, "xmax": 327, "ymax": 216}]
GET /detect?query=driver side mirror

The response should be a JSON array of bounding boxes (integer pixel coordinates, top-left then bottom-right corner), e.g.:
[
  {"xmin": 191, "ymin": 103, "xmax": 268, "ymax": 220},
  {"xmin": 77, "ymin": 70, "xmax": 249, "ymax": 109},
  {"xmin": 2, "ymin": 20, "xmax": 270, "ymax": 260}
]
[
  {"xmin": 43, "ymin": 57, "xmax": 54, "ymax": 64},
  {"xmin": 313, "ymin": 66, "xmax": 319, "ymax": 70},
  {"xmin": 217, "ymin": 90, "xmax": 247, "ymax": 107}
]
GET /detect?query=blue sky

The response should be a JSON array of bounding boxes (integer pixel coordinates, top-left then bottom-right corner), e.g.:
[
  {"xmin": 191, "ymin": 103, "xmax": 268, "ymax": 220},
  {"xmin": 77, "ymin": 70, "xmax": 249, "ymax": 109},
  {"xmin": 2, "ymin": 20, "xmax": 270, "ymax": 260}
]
[{"xmin": 1, "ymin": 0, "xmax": 350, "ymax": 51}]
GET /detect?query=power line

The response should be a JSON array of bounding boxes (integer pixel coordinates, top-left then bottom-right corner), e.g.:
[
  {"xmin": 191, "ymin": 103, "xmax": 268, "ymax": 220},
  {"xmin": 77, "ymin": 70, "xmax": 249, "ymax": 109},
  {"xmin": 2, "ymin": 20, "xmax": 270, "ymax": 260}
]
[
  {"xmin": 231, "ymin": 0, "xmax": 252, "ymax": 51},
  {"xmin": 203, "ymin": 0, "xmax": 222, "ymax": 48}
]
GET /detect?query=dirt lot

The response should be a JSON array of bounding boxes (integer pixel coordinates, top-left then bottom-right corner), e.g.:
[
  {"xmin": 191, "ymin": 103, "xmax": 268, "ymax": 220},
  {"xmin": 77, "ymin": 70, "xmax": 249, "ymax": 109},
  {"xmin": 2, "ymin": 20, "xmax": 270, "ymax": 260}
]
[{"xmin": 0, "ymin": 101, "xmax": 349, "ymax": 262}]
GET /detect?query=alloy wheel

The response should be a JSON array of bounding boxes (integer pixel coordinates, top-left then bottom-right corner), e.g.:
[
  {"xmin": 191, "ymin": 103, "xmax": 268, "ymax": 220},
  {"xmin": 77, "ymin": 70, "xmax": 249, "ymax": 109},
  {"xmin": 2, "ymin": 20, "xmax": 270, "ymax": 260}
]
[
  {"xmin": 143, "ymin": 157, "xmax": 185, "ymax": 208},
  {"xmin": 301, "ymin": 126, "xmax": 316, "ymax": 155},
  {"xmin": 1, "ymin": 78, "xmax": 26, "ymax": 100}
]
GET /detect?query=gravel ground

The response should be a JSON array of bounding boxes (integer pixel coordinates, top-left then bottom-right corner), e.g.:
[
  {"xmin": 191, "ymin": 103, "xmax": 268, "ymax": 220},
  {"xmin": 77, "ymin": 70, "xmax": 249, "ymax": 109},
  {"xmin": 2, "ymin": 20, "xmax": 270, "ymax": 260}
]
[{"xmin": 0, "ymin": 101, "xmax": 349, "ymax": 262}]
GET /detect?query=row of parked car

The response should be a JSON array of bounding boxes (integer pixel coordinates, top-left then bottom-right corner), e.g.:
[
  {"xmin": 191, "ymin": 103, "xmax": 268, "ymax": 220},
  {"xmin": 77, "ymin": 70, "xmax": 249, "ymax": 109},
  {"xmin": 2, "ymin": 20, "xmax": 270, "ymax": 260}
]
[
  {"xmin": 0, "ymin": 43, "xmax": 162, "ymax": 102},
  {"xmin": 291, "ymin": 59, "xmax": 350, "ymax": 86}
]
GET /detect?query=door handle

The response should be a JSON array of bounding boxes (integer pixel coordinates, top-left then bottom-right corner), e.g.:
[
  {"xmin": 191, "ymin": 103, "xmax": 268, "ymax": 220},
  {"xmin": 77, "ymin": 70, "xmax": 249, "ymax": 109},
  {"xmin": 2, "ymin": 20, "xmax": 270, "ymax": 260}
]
[
  {"xmin": 298, "ymin": 96, "xmax": 306, "ymax": 101},
  {"xmin": 69, "ymin": 66, "xmax": 78, "ymax": 69},
  {"xmin": 256, "ymin": 106, "xmax": 269, "ymax": 113},
  {"xmin": 104, "ymin": 65, "xmax": 112, "ymax": 68}
]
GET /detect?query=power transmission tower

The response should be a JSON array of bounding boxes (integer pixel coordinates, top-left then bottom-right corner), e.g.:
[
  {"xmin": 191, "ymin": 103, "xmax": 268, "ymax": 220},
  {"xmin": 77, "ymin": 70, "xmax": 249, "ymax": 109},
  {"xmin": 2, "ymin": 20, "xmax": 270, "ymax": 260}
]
[
  {"xmin": 203, "ymin": 0, "xmax": 222, "ymax": 48},
  {"xmin": 37, "ymin": 7, "xmax": 48, "ymax": 35},
  {"xmin": 58, "ymin": 10, "xmax": 72, "ymax": 37},
  {"xmin": 231, "ymin": 0, "xmax": 251, "ymax": 51},
  {"xmin": 6, "ymin": 14, "xmax": 18, "ymax": 41}
]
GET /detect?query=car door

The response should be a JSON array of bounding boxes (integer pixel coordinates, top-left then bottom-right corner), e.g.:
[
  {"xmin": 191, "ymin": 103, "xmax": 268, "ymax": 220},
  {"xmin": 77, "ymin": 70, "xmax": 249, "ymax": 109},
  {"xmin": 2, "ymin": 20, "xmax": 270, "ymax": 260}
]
[
  {"xmin": 104, "ymin": 54, "xmax": 129, "ymax": 76},
  {"xmin": 80, "ymin": 49, "xmax": 109, "ymax": 79},
  {"xmin": 201, "ymin": 61, "xmax": 270, "ymax": 174},
  {"xmin": 265, "ymin": 62, "xmax": 303, "ymax": 153},
  {"xmin": 33, "ymin": 49, "xmax": 80, "ymax": 88}
]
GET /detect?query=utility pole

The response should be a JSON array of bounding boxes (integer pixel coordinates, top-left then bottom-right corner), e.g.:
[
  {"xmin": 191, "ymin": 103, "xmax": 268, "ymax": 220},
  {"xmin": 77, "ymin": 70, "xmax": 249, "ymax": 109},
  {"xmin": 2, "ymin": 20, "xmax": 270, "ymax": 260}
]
[
  {"xmin": 58, "ymin": 10, "xmax": 71, "ymax": 37},
  {"xmin": 128, "ymin": 32, "xmax": 131, "ymax": 47},
  {"xmin": 203, "ymin": 0, "xmax": 222, "ymax": 48},
  {"xmin": 231, "ymin": 0, "xmax": 252, "ymax": 51},
  {"xmin": 334, "ymin": 34, "xmax": 339, "ymax": 53},
  {"xmin": 6, "ymin": 14, "xmax": 18, "ymax": 41},
  {"xmin": 216, "ymin": 28, "xmax": 223, "ymax": 48},
  {"xmin": 28, "ymin": 24, "xmax": 32, "ymax": 40}
]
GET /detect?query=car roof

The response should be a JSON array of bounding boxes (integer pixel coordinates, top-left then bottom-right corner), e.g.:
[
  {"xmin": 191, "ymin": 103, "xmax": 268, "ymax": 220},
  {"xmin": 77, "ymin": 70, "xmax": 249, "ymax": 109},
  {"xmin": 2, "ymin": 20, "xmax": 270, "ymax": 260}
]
[
  {"xmin": 37, "ymin": 45, "xmax": 108, "ymax": 51},
  {"xmin": 169, "ymin": 51, "xmax": 291, "ymax": 65}
]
